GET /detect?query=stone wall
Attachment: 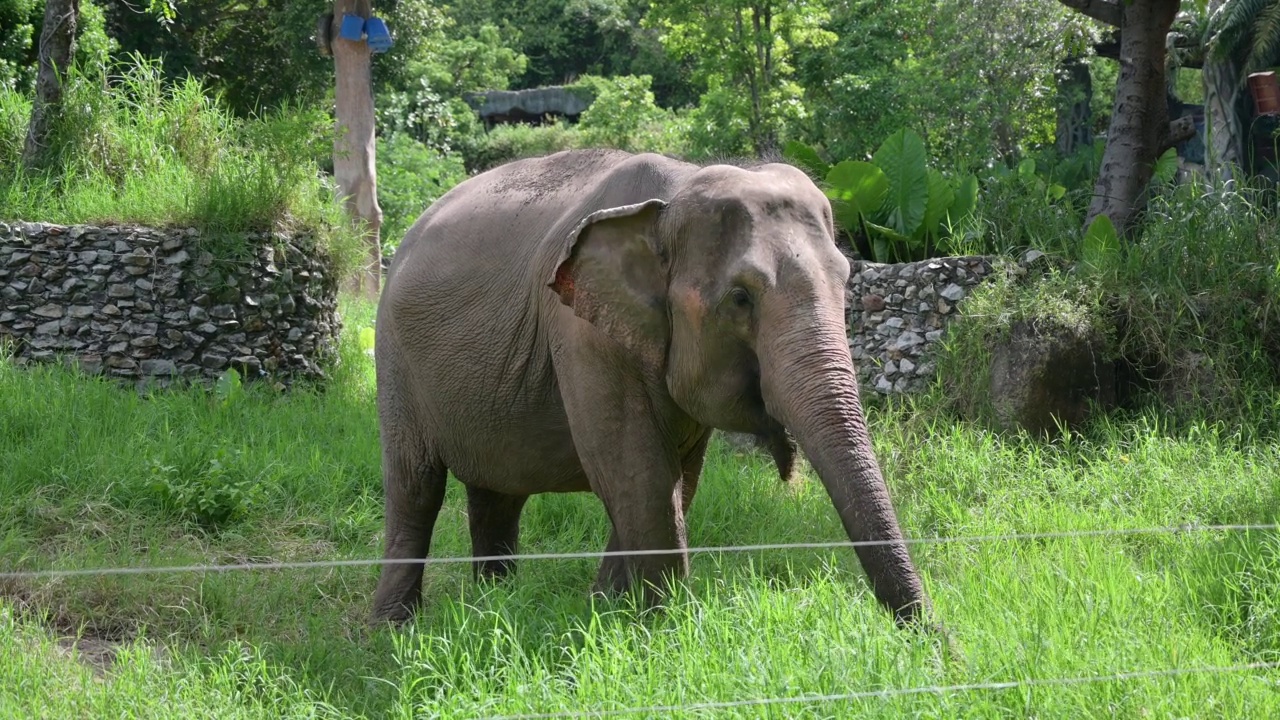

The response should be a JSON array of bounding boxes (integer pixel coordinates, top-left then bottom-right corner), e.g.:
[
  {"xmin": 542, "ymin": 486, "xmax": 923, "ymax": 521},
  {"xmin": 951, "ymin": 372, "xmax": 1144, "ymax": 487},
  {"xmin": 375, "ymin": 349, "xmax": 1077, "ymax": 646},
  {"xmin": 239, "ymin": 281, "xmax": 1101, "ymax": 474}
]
[
  {"xmin": 846, "ymin": 256, "xmax": 996, "ymax": 395},
  {"xmin": 0, "ymin": 221, "xmax": 339, "ymax": 386}
]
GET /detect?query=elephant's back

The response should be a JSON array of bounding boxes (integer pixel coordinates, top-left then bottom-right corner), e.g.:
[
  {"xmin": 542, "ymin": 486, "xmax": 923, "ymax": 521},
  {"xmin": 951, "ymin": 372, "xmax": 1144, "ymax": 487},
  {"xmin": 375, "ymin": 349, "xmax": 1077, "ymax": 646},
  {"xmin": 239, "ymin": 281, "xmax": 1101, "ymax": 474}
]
[{"xmin": 377, "ymin": 149, "xmax": 684, "ymax": 492}]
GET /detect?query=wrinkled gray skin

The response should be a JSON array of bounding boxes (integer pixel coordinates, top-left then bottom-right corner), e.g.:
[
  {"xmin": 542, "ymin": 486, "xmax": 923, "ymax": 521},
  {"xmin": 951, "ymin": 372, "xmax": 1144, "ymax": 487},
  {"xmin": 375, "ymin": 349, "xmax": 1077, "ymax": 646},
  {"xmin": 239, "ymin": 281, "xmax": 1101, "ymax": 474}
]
[{"xmin": 372, "ymin": 148, "xmax": 929, "ymax": 626}]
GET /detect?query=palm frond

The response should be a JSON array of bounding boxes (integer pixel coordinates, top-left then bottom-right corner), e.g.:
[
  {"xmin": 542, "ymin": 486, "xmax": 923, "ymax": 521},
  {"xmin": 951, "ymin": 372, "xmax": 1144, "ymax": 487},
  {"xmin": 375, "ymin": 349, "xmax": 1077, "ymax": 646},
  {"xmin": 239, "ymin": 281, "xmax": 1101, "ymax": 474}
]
[
  {"xmin": 1246, "ymin": 0, "xmax": 1280, "ymax": 70},
  {"xmin": 1208, "ymin": 0, "xmax": 1275, "ymax": 59}
]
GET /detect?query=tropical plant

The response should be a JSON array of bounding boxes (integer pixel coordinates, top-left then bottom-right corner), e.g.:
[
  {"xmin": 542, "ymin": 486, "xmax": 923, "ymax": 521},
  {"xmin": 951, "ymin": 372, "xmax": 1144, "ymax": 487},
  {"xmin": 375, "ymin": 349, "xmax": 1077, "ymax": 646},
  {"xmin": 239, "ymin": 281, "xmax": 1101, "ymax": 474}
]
[{"xmin": 789, "ymin": 129, "xmax": 979, "ymax": 263}]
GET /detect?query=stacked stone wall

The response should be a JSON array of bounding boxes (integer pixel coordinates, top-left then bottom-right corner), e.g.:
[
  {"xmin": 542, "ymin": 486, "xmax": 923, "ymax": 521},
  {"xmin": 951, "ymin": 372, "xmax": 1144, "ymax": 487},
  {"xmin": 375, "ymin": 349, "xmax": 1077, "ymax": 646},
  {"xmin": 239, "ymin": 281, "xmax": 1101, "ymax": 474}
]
[
  {"xmin": 0, "ymin": 222, "xmax": 339, "ymax": 385},
  {"xmin": 846, "ymin": 256, "xmax": 996, "ymax": 394}
]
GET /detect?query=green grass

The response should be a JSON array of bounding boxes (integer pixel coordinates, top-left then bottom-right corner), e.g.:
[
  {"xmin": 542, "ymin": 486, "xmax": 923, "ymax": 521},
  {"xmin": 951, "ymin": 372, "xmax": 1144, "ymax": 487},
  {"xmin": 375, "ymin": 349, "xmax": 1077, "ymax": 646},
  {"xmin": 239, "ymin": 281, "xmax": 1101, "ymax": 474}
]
[
  {"xmin": 0, "ymin": 55, "xmax": 362, "ymax": 276},
  {"xmin": 1, "ymin": 295, "xmax": 1279, "ymax": 718}
]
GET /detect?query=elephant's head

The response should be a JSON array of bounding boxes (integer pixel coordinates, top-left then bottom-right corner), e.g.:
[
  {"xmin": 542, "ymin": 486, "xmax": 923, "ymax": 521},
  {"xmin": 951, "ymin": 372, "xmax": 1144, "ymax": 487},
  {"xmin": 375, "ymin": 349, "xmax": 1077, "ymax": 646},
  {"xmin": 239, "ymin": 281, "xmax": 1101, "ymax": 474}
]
[{"xmin": 549, "ymin": 161, "xmax": 929, "ymax": 625}]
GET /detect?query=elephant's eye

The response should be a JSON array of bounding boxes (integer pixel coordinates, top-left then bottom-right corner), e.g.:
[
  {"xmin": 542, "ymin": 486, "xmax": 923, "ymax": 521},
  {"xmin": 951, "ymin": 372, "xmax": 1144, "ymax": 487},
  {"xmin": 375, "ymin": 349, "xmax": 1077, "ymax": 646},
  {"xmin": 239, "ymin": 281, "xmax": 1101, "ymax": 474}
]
[{"xmin": 729, "ymin": 286, "xmax": 753, "ymax": 310}]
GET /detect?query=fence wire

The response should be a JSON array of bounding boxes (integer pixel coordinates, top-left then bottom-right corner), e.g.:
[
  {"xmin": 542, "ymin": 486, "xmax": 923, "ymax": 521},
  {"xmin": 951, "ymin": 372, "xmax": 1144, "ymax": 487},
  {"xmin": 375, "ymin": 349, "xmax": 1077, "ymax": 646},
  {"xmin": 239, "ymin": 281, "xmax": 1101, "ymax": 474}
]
[
  {"xmin": 478, "ymin": 661, "xmax": 1280, "ymax": 719},
  {"xmin": 2, "ymin": 522, "xmax": 1275, "ymax": 581}
]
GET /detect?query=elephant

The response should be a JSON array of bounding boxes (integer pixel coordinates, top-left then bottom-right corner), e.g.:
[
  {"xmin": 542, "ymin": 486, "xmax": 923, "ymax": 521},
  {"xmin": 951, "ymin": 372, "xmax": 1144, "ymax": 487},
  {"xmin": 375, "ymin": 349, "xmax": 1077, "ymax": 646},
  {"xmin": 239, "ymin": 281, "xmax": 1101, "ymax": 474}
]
[{"xmin": 371, "ymin": 148, "xmax": 930, "ymax": 627}]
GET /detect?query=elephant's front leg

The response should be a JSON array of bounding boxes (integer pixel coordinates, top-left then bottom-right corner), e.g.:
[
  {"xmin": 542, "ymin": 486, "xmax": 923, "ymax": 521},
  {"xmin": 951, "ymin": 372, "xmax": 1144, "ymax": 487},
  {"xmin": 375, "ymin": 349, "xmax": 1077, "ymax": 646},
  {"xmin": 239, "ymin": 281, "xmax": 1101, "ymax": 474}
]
[
  {"xmin": 595, "ymin": 429, "xmax": 711, "ymax": 595},
  {"xmin": 592, "ymin": 474, "xmax": 688, "ymax": 603}
]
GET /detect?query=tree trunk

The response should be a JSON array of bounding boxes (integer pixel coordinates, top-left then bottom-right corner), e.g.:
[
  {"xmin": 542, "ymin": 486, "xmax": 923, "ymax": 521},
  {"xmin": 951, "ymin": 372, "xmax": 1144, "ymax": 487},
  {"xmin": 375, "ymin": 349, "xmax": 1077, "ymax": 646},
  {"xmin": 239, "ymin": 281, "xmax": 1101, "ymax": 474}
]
[
  {"xmin": 1085, "ymin": 0, "xmax": 1191, "ymax": 234},
  {"xmin": 332, "ymin": 0, "xmax": 382, "ymax": 300},
  {"xmin": 1058, "ymin": 0, "xmax": 1196, "ymax": 236},
  {"xmin": 1055, "ymin": 56, "xmax": 1093, "ymax": 156},
  {"xmin": 22, "ymin": 0, "xmax": 80, "ymax": 170},
  {"xmin": 1202, "ymin": 53, "xmax": 1244, "ymax": 181}
]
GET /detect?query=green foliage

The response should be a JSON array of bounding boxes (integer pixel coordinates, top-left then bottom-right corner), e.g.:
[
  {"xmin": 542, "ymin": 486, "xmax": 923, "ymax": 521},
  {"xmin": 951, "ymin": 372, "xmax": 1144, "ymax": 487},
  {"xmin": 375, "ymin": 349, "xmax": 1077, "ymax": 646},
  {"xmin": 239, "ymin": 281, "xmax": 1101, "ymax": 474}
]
[
  {"xmin": 145, "ymin": 447, "xmax": 264, "ymax": 530},
  {"xmin": 872, "ymin": 129, "xmax": 930, "ymax": 239},
  {"xmin": 0, "ymin": 55, "xmax": 360, "ymax": 274},
  {"xmin": 453, "ymin": 0, "xmax": 693, "ymax": 107},
  {"xmin": 797, "ymin": 0, "xmax": 1097, "ymax": 168},
  {"xmin": 575, "ymin": 74, "xmax": 667, "ymax": 150},
  {"xmin": 938, "ymin": 176, "xmax": 1280, "ymax": 427},
  {"xmin": 1206, "ymin": 0, "xmax": 1280, "ymax": 73},
  {"xmin": 1081, "ymin": 213, "xmax": 1121, "ymax": 276},
  {"xmin": 466, "ymin": 120, "xmax": 584, "ymax": 172},
  {"xmin": 800, "ymin": 129, "xmax": 981, "ymax": 262},
  {"xmin": 376, "ymin": 133, "xmax": 468, "ymax": 252},
  {"xmin": 0, "ymin": 0, "xmax": 39, "ymax": 92},
  {"xmin": 936, "ymin": 268, "xmax": 1112, "ymax": 421},
  {"xmin": 647, "ymin": 0, "xmax": 835, "ymax": 156}
]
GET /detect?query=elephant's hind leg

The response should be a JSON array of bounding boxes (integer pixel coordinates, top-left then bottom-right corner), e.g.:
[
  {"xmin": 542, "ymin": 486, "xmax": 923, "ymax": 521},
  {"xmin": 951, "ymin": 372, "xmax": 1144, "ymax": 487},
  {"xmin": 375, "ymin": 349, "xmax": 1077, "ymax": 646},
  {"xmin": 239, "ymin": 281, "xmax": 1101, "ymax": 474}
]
[
  {"xmin": 371, "ymin": 438, "xmax": 448, "ymax": 624},
  {"xmin": 465, "ymin": 485, "xmax": 529, "ymax": 581}
]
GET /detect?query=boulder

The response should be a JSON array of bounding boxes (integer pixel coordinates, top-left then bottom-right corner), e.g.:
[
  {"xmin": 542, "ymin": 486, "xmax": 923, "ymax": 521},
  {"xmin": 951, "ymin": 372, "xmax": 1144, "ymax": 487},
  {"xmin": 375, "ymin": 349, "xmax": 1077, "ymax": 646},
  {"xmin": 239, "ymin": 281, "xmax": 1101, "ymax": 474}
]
[{"xmin": 990, "ymin": 320, "xmax": 1115, "ymax": 435}]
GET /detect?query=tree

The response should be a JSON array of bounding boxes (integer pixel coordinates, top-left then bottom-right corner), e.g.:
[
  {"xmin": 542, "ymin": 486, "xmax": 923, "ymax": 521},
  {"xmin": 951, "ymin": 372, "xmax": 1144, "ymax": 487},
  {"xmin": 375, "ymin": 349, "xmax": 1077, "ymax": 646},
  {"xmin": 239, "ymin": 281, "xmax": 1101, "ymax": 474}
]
[
  {"xmin": 647, "ymin": 0, "xmax": 835, "ymax": 157},
  {"xmin": 1057, "ymin": 0, "xmax": 1196, "ymax": 235},
  {"xmin": 22, "ymin": 0, "xmax": 78, "ymax": 169},
  {"xmin": 331, "ymin": 0, "xmax": 382, "ymax": 299}
]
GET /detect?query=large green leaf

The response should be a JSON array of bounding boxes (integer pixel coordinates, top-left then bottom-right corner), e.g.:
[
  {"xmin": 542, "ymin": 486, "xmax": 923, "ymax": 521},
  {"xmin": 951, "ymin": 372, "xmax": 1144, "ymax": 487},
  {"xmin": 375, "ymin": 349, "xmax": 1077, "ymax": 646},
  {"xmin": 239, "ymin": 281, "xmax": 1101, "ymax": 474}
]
[
  {"xmin": 825, "ymin": 160, "xmax": 888, "ymax": 233},
  {"xmin": 783, "ymin": 140, "xmax": 830, "ymax": 179},
  {"xmin": 1153, "ymin": 146, "xmax": 1179, "ymax": 184},
  {"xmin": 946, "ymin": 174, "xmax": 979, "ymax": 223},
  {"xmin": 871, "ymin": 129, "xmax": 928, "ymax": 237},
  {"xmin": 919, "ymin": 168, "xmax": 955, "ymax": 240},
  {"xmin": 864, "ymin": 220, "xmax": 910, "ymax": 262},
  {"xmin": 1082, "ymin": 213, "xmax": 1121, "ymax": 274}
]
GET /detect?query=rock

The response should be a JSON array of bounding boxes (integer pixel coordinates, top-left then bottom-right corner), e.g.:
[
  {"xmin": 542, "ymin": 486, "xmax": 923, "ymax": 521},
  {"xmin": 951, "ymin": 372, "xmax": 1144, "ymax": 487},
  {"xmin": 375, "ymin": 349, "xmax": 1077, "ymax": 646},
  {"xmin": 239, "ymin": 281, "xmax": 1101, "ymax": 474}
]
[
  {"xmin": 899, "ymin": 358, "xmax": 916, "ymax": 374},
  {"xmin": 862, "ymin": 293, "xmax": 886, "ymax": 312},
  {"xmin": 35, "ymin": 319, "xmax": 62, "ymax": 335},
  {"xmin": 107, "ymin": 283, "xmax": 135, "ymax": 298},
  {"xmin": 200, "ymin": 353, "xmax": 229, "ymax": 370},
  {"xmin": 140, "ymin": 359, "xmax": 177, "ymax": 375},
  {"xmin": 940, "ymin": 283, "xmax": 966, "ymax": 302},
  {"xmin": 875, "ymin": 375, "xmax": 894, "ymax": 394},
  {"xmin": 989, "ymin": 321, "xmax": 1115, "ymax": 435},
  {"xmin": 32, "ymin": 303, "xmax": 64, "ymax": 318},
  {"xmin": 891, "ymin": 331, "xmax": 924, "ymax": 351}
]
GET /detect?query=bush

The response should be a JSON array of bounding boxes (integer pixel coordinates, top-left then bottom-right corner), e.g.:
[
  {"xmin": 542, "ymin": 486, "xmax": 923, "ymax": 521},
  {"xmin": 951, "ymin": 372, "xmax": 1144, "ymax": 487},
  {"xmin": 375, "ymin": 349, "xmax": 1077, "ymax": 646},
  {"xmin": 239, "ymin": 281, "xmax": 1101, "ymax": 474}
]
[
  {"xmin": 936, "ymin": 266, "xmax": 1112, "ymax": 422},
  {"xmin": 936, "ymin": 175, "xmax": 1280, "ymax": 431},
  {"xmin": 0, "ymin": 54, "xmax": 361, "ymax": 275},
  {"xmin": 575, "ymin": 74, "xmax": 667, "ymax": 151},
  {"xmin": 376, "ymin": 133, "xmax": 468, "ymax": 252},
  {"xmin": 465, "ymin": 121, "xmax": 583, "ymax": 173},
  {"xmin": 144, "ymin": 447, "xmax": 264, "ymax": 531}
]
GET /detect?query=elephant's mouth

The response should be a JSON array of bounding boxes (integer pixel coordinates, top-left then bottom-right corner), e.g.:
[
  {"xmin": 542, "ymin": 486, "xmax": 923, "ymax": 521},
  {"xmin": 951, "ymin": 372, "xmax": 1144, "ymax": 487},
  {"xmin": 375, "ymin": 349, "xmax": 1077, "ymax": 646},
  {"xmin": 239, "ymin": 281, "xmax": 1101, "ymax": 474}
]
[{"xmin": 755, "ymin": 425, "xmax": 799, "ymax": 483}]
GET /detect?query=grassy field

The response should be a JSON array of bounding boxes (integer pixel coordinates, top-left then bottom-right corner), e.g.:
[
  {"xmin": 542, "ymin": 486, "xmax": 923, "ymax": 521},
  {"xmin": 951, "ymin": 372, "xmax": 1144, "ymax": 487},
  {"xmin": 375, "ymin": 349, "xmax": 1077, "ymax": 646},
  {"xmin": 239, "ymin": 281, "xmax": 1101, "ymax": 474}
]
[{"xmin": 2, "ymin": 295, "xmax": 1279, "ymax": 719}]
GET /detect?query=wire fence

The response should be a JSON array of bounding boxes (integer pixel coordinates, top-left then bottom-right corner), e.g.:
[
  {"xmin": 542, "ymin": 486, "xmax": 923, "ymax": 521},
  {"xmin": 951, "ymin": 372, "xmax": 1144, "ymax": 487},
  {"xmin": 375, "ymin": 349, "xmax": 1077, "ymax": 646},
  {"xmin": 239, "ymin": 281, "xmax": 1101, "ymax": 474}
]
[
  {"xmin": 478, "ymin": 661, "xmax": 1280, "ymax": 719},
  {"xmin": 4, "ymin": 519, "xmax": 1278, "ymax": 715},
  {"xmin": 2, "ymin": 522, "xmax": 1275, "ymax": 581}
]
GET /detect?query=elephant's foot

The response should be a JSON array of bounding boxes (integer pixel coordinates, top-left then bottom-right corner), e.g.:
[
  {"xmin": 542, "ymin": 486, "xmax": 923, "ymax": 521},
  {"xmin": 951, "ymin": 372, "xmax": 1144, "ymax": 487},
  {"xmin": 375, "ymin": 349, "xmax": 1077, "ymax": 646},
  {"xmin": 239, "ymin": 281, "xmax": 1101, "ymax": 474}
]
[{"xmin": 369, "ymin": 598, "xmax": 418, "ymax": 627}]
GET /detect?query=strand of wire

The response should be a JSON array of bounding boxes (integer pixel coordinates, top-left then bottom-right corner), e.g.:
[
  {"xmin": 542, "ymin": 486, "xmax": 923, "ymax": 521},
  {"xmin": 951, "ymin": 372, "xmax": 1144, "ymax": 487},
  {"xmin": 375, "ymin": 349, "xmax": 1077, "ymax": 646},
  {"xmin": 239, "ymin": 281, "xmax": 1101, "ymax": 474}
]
[
  {"xmin": 477, "ymin": 661, "xmax": 1280, "ymax": 720},
  {"xmin": 2, "ymin": 522, "xmax": 1275, "ymax": 581}
]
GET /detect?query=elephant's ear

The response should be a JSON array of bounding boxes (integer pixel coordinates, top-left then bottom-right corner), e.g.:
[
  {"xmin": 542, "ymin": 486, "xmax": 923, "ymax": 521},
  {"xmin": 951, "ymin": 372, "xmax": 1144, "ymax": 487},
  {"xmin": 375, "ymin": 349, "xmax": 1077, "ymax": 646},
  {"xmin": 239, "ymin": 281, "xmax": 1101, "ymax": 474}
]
[{"xmin": 548, "ymin": 199, "xmax": 669, "ymax": 371}]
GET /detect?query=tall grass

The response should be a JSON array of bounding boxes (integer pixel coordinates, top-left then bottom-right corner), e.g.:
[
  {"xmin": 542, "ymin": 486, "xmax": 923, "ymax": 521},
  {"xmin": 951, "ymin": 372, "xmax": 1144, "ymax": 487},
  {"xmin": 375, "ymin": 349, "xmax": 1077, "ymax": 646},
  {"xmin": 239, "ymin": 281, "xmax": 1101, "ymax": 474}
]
[
  {"xmin": 0, "ymin": 55, "xmax": 361, "ymax": 274},
  {"xmin": 1, "ymin": 295, "xmax": 1279, "ymax": 717},
  {"xmin": 938, "ymin": 173, "xmax": 1280, "ymax": 430}
]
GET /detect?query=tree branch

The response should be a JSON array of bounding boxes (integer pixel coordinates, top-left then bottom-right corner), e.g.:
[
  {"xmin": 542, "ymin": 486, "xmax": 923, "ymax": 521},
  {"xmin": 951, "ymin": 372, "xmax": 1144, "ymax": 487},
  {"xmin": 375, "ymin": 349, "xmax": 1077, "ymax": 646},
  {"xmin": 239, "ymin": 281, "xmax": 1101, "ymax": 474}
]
[
  {"xmin": 1162, "ymin": 116, "xmax": 1197, "ymax": 152},
  {"xmin": 1058, "ymin": 0, "xmax": 1122, "ymax": 27}
]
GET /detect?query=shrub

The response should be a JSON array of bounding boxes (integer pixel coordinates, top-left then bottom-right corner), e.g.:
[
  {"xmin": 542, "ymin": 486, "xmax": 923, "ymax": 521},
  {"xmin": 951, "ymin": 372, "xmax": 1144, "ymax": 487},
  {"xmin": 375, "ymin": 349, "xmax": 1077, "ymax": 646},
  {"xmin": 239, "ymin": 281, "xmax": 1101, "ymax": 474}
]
[
  {"xmin": 936, "ymin": 266, "xmax": 1112, "ymax": 422},
  {"xmin": 465, "ymin": 121, "xmax": 583, "ymax": 173},
  {"xmin": 0, "ymin": 54, "xmax": 361, "ymax": 275},
  {"xmin": 144, "ymin": 447, "xmax": 264, "ymax": 531},
  {"xmin": 376, "ymin": 133, "xmax": 468, "ymax": 252},
  {"xmin": 575, "ymin": 74, "xmax": 667, "ymax": 151}
]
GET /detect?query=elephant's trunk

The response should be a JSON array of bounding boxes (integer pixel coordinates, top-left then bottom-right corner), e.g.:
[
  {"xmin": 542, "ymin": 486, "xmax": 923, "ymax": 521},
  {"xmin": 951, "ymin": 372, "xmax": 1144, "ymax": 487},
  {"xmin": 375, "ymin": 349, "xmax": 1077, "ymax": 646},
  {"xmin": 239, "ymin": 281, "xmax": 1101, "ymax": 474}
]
[{"xmin": 758, "ymin": 296, "xmax": 929, "ymax": 625}]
